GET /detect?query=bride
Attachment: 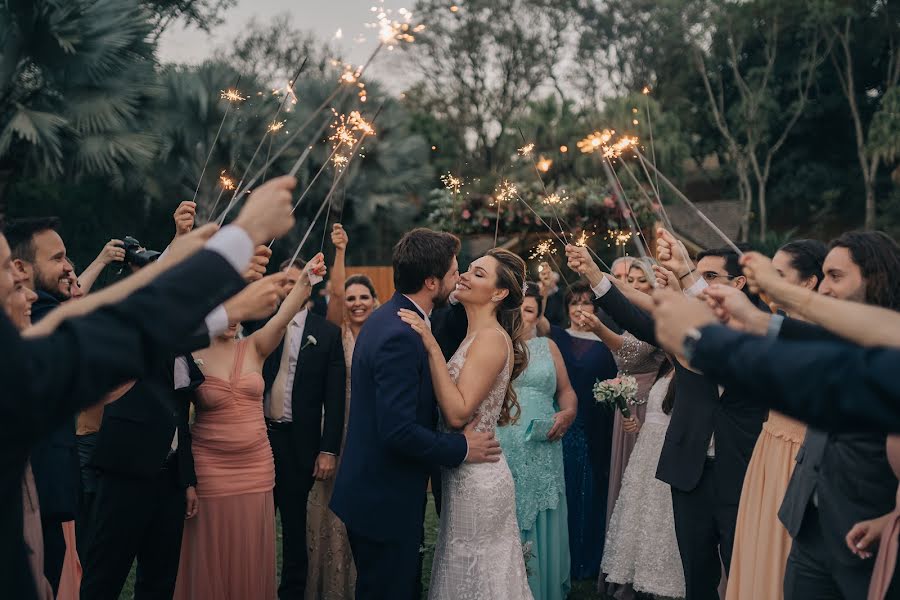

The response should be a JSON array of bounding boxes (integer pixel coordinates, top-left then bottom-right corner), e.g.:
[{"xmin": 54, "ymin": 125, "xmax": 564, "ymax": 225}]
[{"xmin": 399, "ymin": 248, "xmax": 534, "ymax": 600}]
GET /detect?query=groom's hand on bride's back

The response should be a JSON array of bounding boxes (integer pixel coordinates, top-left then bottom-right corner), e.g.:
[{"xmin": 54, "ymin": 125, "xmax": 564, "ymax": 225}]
[{"xmin": 463, "ymin": 421, "xmax": 502, "ymax": 464}]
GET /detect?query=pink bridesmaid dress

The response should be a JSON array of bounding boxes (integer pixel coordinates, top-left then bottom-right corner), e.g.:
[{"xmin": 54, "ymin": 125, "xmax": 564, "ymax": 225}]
[{"xmin": 175, "ymin": 339, "xmax": 276, "ymax": 600}]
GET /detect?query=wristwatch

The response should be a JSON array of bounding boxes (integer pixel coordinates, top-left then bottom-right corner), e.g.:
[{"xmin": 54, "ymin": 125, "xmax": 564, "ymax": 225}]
[{"xmin": 681, "ymin": 327, "xmax": 703, "ymax": 363}]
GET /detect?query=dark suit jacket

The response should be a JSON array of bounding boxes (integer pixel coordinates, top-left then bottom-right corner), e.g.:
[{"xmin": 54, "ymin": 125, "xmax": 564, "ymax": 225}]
[
  {"xmin": 330, "ymin": 293, "xmax": 468, "ymax": 542},
  {"xmin": 91, "ymin": 354, "xmax": 203, "ymax": 488},
  {"xmin": 594, "ymin": 285, "xmax": 766, "ymax": 498},
  {"xmin": 261, "ymin": 312, "xmax": 346, "ymax": 467},
  {"xmin": 688, "ymin": 320, "xmax": 899, "ymax": 565},
  {"xmin": 29, "ymin": 292, "xmax": 80, "ymax": 521},
  {"xmin": 692, "ymin": 323, "xmax": 900, "ymax": 433},
  {"xmin": 1, "ymin": 248, "xmax": 245, "ymax": 600},
  {"xmin": 431, "ymin": 301, "xmax": 469, "ymax": 361}
]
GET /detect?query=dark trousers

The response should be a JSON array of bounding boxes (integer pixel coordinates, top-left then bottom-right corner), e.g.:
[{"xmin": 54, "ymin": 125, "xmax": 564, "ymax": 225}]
[
  {"xmin": 76, "ymin": 433, "xmax": 99, "ymax": 555},
  {"xmin": 784, "ymin": 507, "xmax": 874, "ymax": 600},
  {"xmin": 269, "ymin": 425, "xmax": 315, "ymax": 600},
  {"xmin": 80, "ymin": 460, "xmax": 186, "ymax": 600},
  {"xmin": 671, "ymin": 459, "xmax": 739, "ymax": 600},
  {"xmin": 42, "ymin": 517, "xmax": 66, "ymax": 594},
  {"xmin": 348, "ymin": 529, "xmax": 421, "ymax": 600}
]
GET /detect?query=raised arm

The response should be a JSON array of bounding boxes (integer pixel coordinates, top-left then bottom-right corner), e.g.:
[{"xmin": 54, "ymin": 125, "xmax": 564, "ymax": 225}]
[
  {"xmin": 250, "ymin": 253, "xmax": 326, "ymax": 359},
  {"xmin": 78, "ymin": 239, "xmax": 126, "ymax": 294},
  {"xmin": 373, "ymin": 331, "xmax": 469, "ymax": 467},
  {"xmin": 399, "ymin": 309, "xmax": 509, "ymax": 429},
  {"xmin": 742, "ymin": 251, "xmax": 900, "ymax": 349},
  {"xmin": 326, "ymin": 223, "xmax": 348, "ymax": 327}
]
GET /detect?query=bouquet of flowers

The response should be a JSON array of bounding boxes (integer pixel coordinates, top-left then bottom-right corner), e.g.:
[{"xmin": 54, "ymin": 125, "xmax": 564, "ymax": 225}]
[{"xmin": 593, "ymin": 374, "xmax": 641, "ymax": 418}]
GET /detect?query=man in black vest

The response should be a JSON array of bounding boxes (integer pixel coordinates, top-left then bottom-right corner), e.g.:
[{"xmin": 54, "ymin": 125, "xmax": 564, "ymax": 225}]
[
  {"xmin": 566, "ymin": 238, "xmax": 767, "ymax": 600},
  {"xmin": 262, "ymin": 257, "xmax": 346, "ymax": 600},
  {"xmin": 6, "ymin": 217, "xmax": 79, "ymax": 593}
]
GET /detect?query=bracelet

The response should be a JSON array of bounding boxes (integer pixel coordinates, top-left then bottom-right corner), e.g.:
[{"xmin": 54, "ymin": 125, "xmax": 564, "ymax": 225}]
[{"xmin": 677, "ymin": 269, "xmax": 695, "ymax": 281}]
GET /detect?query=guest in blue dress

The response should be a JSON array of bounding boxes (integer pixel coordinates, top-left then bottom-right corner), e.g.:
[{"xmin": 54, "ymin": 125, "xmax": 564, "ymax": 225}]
[
  {"xmin": 498, "ymin": 284, "xmax": 577, "ymax": 600},
  {"xmin": 549, "ymin": 282, "xmax": 618, "ymax": 581}
]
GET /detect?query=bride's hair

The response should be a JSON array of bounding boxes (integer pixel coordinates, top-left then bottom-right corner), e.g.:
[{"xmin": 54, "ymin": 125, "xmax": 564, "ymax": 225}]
[{"xmin": 485, "ymin": 248, "xmax": 528, "ymax": 426}]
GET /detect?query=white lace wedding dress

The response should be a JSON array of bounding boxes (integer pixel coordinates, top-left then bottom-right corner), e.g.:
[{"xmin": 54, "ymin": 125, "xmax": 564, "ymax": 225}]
[{"xmin": 428, "ymin": 330, "xmax": 534, "ymax": 600}]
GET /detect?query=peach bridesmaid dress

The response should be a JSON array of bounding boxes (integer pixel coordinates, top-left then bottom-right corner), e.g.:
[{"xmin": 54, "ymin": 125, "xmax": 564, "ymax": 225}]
[
  {"xmin": 725, "ymin": 411, "xmax": 806, "ymax": 600},
  {"xmin": 175, "ymin": 339, "xmax": 276, "ymax": 600}
]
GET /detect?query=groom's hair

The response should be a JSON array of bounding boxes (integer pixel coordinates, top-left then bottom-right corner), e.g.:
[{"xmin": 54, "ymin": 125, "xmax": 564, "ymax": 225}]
[{"xmin": 393, "ymin": 228, "xmax": 460, "ymax": 294}]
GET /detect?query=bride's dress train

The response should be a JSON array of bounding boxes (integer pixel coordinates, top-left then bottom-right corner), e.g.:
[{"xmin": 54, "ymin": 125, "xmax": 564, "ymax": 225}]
[{"xmin": 428, "ymin": 330, "xmax": 533, "ymax": 600}]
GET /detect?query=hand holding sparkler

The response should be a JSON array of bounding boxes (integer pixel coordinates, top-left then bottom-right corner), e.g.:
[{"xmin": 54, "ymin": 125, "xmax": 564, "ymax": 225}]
[
  {"xmin": 703, "ymin": 284, "xmax": 773, "ymax": 336},
  {"xmin": 653, "ymin": 265, "xmax": 682, "ymax": 293},
  {"xmin": 243, "ymin": 246, "xmax": 272, "ymax": 283},
  {"xmin": 565, "ymin": 244, "xmax": 605, "ymax": 289},
  {"xmin": 739, "ymin": 252, "xmax": 786, "ymax": 298},
  {"xmin": 173, "ymin": 201, "xmax": 197, "ymax": 237},
  {"xmin": 233, "ymin": 175, "xmax": 297, "ymax": 245},
  {"xmin": 656, "ymin": 228, "xmax": 697, "ymax": 286}
]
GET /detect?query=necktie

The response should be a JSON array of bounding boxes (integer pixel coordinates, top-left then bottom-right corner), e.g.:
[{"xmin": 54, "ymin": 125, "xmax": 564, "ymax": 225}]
[{"xmin": 266, "ymin": 320, "xmax": 298, "ymax": 421}]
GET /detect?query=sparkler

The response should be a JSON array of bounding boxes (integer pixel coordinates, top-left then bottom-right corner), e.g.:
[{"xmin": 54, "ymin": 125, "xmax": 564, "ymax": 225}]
[
  {"xmin": 441, "ymin": 172, "xmax": 464, "ymax": 194},
  {"xmin": 642, "ymin": 86, "xmax": 661, "ymax": 197},
  {"xmin": 213, "ymin": 59, "xmax": 309, "ymax": 225},
  {"xmin": 536, "ymin": 156, "xmax": 553, "ymax": 173},
  {"xmin": 575, "ymin": 230, "xmax": 594, "ymax": 247},
  {"xmin": 284, "ymin": 112, "xmax": 380, "ymax": 270},
  {"xmin": 518, "ymin": 143, "xmax": 535, "ymax": 157},
  {"xmin": 491, "ymin": 180, "xmax": 517, "ymax": 247},
  {"xmin": 190, "ymin": 74, "xmax": 243, "ymax": 206},
  {"xmin": 516, "ymin": 128, "xmax": 569, "ymax": 239},
  {"xmin": 634, "ymin": 148, "xmax": 744, "ymax": 256},
  {"xmin": 529, "ymin": 239, "xmax": 557, "ymax": 261},
  {"xmin": 577, "ymin": 130, "xmax": 615, "ymax": 154},
  {"xmin": 543, "ymin": 192, "xmax": 569, "ymax": 207},
  {"xmin": 599, "ymin": 153, "xmax": 652, "ymax": 260}
]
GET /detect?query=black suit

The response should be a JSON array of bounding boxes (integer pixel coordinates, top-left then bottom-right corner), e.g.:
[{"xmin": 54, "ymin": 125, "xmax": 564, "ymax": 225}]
[
  {"xmin": 262, "ymin": 312, "xmax": 345, "ymax": 599},
  {"xmin": 593, "ymin": 285, "xmax": 766, "ymax": 599},
  {"xmin": 689, "ymin": 320, "xmax": 899, "ymax": 599},
  {"xmin": 79, "ymin": 352, "xmax": 203, "ymax": 600},
  {"xmin": 0, "ymin": 248, "xmax": 245, "ymax": 600},
  {"xmin": 691, "ymin": 323, "xmax": 900, "ymax": 433},
  {"xmin": 28, "ymin": 292, "xmax": 80, "ymax": 593}
]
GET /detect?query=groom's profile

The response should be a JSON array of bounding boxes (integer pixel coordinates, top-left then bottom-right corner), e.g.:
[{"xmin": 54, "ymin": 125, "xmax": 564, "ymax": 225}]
[{"xmin": 331, "ymin": 228, "xmax": 502, "ymax": 600}]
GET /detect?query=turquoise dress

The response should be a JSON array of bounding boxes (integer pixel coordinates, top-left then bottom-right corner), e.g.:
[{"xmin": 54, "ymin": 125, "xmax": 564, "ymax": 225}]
[{"xmin": 497, "ymin": 337, "xmax": 571, "ymax": 600}]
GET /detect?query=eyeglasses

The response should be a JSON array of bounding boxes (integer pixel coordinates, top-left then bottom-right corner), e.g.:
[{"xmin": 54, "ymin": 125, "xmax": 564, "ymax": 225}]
[{"xmin": 701, "ymin": 271, "xmax": 737, "ymax": 283}]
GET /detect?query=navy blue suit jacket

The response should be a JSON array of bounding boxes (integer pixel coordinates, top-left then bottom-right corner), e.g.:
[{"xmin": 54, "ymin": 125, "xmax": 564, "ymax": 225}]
[{"xmin": 330, "ymin": 293, "xmax": 468, "ymax": 542}]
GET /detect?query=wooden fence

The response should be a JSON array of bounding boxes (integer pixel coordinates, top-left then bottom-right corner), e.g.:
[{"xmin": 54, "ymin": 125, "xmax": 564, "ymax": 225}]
[{"xmin": 343, "ymin": 265, "xmax": 395, "ymax": 302}]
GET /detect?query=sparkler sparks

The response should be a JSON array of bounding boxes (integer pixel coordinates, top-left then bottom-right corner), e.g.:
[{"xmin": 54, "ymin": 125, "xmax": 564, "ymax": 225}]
[
  {"xmin": 219, "ymin": 171, "xmax": 236, "ymax": 190},
  {"xmin": 220, "ymin": 89, "xmax": 245, "ymax": 102},
  {"xmin": 441, "ymin": 172, "xmax": 463, "ymax": 194},
  {"xmin": 575, "ymin": 230, "xmax": 594, "ymax": 247},
  {"xmin": 529, "ymin": 239, "xmax": 557, "ymax": 261},
  {"xmin": 368, "ymin": 2, "xmax": 424, "ymax": 47},
  {"xmin": 268, "ymin": 120, "xmax": 285, "ymax": 133},
  {"xmin": 543, "ymin": 192, "xmax": 569, "ymax": 206},
  {"xmin": 518, "ymin": 143, "xmax": 535, "ymax": 157},
  {"xmin": 577, "ymin": 129, "xmax": 615, "ymax": 154},
  {"xmin": 606, "ymin": 229, "xmax": 634, "ymax": 247},
  {"xmin": 536, "ymin": 156, "xmax": 553, "ymax": 172},
  {"xmin": 602, "ymin": 135, "xmax": 641, "ymax": 159},
  {"xmin": 491, "ymin": 180, "xmax": 518, "ymax": 205}
]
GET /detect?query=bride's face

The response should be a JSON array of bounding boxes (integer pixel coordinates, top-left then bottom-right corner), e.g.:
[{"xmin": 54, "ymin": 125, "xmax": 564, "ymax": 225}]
[{"xmin": 454, "ymin": 256, "xmax": 508, "ymax": 307}]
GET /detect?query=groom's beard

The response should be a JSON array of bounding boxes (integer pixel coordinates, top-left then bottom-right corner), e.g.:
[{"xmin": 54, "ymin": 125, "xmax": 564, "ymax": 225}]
[{"xmin": 432, "ymin": 282, "xmax": 454, "ymax": 309}]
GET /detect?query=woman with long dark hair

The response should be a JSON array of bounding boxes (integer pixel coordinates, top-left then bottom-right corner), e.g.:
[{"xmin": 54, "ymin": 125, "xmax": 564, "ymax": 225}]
[{"xmin": 399, "ymin": 248, "xmax": 533, "ymax": 598}]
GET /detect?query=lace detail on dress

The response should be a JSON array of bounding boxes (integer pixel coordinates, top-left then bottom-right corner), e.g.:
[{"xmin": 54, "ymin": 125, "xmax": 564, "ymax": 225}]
[
  {"xmin": 429, "ymin": 328, "xmax": 534, "ymax": 600},
  {"xmin": 612, "ymin": 332, "xmax": 665, "ymax": 375},
  {"xmin": 498, "ymin": 337, "xmax": 567, "ymax": 531}
]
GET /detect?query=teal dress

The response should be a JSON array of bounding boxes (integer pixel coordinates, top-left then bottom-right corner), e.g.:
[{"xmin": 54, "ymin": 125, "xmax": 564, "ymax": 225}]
[{"xmin": 497, "ymin": 336, "xmax": 571, "ymax": 600}]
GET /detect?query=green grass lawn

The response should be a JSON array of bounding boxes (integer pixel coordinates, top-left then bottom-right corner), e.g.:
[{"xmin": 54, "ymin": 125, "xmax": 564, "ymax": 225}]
[{"xmin": 119, "ymin": 494, "xmax": 606, "ymax": 599}]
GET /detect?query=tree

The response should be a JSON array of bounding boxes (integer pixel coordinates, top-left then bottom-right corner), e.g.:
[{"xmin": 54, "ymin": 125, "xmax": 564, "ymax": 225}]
[
  {"xmin": 144, "ymin": 0, "xmax": 237, "ymax": 41},
  {"xmin": 406, "ymin": 0, "xmax": 575, "ymax": 175},
  {"xmin": 0, "ymin": 0, "xmax": 159, "ymax": 207},
  {"xmin": 819, "ymin": 0, "xmax": 900, "ymax": 228},
  {"xmin": 690, "ymin": 0, "xmax": 828, "ymax": 240}
]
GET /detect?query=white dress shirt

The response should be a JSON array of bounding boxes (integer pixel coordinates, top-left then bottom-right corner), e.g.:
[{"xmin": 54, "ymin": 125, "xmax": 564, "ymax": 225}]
[
  {"xmin": 403, "ymin": 295, "xmax": 432, "ymax": 329},
  {"xmin": 277, "ymin": 308, "xmax": 309, "ymax": 423}
]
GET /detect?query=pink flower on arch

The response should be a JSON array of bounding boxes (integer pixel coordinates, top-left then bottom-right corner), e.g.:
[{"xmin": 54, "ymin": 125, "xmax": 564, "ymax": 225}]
[
  {"xmin": 603, "ymin": 197, "xmax": 616, "ymax": 209},
  {"xmin": 461, "ymin": 209, "xmax": 472, "ymax": 219}
]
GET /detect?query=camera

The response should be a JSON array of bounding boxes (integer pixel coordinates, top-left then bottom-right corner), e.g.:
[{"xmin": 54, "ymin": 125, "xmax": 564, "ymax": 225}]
[{"xmin": 120, "ymin": 236, "xmax": 161, "ymax": 268}]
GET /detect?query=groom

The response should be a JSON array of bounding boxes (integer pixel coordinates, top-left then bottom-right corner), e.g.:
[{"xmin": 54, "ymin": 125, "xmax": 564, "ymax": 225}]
[{"xmin": 331, "ymin": 228, "xmax": 502, "ymax": 600}]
